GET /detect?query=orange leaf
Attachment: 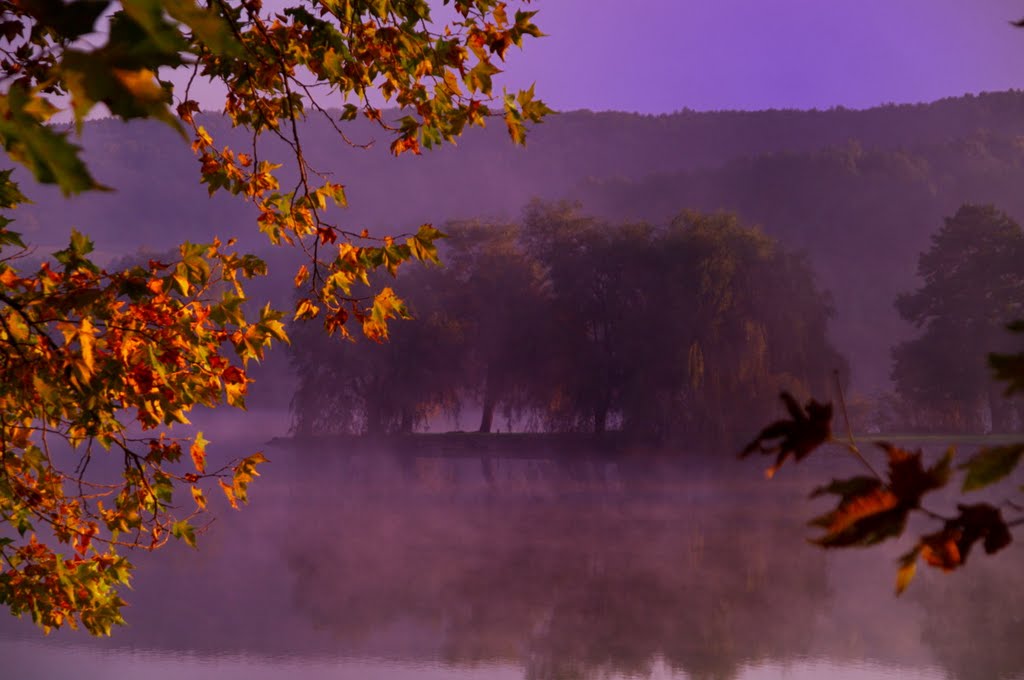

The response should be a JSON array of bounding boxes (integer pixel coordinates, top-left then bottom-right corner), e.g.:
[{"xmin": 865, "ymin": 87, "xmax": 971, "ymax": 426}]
[
  {"xmin": 822, "ymin": 488, "xmax": 899, "ymax": 536},
  {"xmin": 190, "ymin": 432, "xmax": 208, "ymax": 474},
  {"xmin": 218, "ymin": 479, "xmax": 238, "ymax": 509},
  {"xmin": 921, "ymin": 529, "xmax": 963, "ymax": 571},
  {"xmin": 190, "ymin": 485, "xmax": 207, "ymax": 511}
]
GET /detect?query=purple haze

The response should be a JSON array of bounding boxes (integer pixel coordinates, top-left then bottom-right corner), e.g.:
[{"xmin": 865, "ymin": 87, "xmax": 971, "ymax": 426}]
[
  {"xmin": 176, "ymin": 2, "xmax": 1024, "ymax": 114},
  {"xmin": 497, "ymin": 0, "xmax": 1024, "ymax": 112}
]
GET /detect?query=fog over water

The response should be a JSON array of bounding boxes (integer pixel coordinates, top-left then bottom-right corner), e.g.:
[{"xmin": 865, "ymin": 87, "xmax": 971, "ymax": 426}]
[
  {"xmin": 7, "ymin": 49, "xmax": 1024, "ymax": 680},
  {"xmin": 5, "ymin": 430, "xmax": 1023, "ymax": 680}
]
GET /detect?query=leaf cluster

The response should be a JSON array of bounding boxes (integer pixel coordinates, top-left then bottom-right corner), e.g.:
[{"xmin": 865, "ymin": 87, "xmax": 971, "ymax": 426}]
[
  {"xmin": 0, "ymin": 184, "xmax": 280, "ymax": 633},
  {"xmin": 0, "ymin": 0, "xmax": 547, "ymax": 635},
  {"xmin": 742, "ymin": 389, "xmax": 1024, "ymax": 595}
]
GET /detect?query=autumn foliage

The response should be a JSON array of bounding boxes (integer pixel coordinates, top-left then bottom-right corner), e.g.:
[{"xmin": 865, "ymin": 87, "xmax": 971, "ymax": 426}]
[
  {"xmin": 744, "ymin": 390, "xmax": 1021, "ymax": 595},
  {"xmin": 0, "ymin": 0, "xmax": 547, "ymax": 634}
]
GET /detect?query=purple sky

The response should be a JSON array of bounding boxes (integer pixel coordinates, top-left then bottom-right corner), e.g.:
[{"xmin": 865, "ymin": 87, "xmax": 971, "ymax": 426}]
[
  {"xmin": 494, "ymin": 0, "xmax": 1024, "ymax": 112},
  {"xmin": 174, "ymin": 2, "xmax": 1024, "ymax": 115}
]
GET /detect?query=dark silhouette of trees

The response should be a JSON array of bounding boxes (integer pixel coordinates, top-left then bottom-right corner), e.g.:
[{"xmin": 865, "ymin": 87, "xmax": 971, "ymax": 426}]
[
  {"xmin": 441, "ymin": 220, "xmax": 554, "ymax": 433},
  {"xmin": 892, "ymin": 204, "xmax": 1024, "ymax": 432},
  {"xmin": 289, "ymin": 266, "xmax": 463, "ymax": 436},
  {"xmin": 290, "ymin": 204, "xmax": 846, "ymax": 447}
]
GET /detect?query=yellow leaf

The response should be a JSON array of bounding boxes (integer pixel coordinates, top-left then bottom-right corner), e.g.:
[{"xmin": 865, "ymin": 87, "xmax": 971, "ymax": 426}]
[
  {"xmin": 218, "ymin": 479, "xmax": 238, "ymax": 509},
  {"xmin": 895, "ymin": 557, "xmax": 916, "ymax": 595},
  {"xmin": 293, "ymin": 264, "xmax": 310, "ymax": 288},
  {"xmin": 190, "ymin": 432, "xmax": 207, "ymax": 473},
  {"xmin": 190, "ymin": 486, "xmax": 207, "ymax": 510},
  {"xmin": 79, "ymin": 317, "xmax": 95, "ymax": 376},
  {"xmin": 293, "ymin": 298, "xmax": 320, "ymax": 321},
  {"xmin": 113, "ymin": 69, "xmax": 166, "ymax": 104}
]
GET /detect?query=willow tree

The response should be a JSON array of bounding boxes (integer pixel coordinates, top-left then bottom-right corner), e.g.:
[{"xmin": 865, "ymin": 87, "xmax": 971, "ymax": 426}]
[{"xmin": 0, "ymin": 0, "xmax": 548, "ymax": 634}]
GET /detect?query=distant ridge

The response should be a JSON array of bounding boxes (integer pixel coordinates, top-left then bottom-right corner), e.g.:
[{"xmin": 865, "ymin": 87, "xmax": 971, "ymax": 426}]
[{"xmin": 14, "ymin": 89, "xmax": 1024, "ymax": 394}]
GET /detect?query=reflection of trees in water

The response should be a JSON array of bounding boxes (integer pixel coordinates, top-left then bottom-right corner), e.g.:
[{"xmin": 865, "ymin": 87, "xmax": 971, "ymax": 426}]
[
  {"xmin": 913, "ymin": 547, "xmax": 1024, "ymax": 680},
  {"xmin": 285, "ymin": 455, "xmax": 830, "ymax": 680}
]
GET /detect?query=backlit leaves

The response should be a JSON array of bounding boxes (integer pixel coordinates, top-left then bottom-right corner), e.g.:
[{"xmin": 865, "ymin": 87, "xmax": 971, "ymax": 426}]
[
  {"xmin": 809, "ymin": 445, "xmax": 950, "ymax": 549},
  {"xmin": 0, "ymin": 0, "xmax": 547, "ymax": 338},
  {"xmin": 173, "ymin": 0, "xmax": 542, "ymax": 338},
  {"xmin": 0, "ymin": 183, "xmax": 287, "ymax": 634},
  {"xmin": 743, "ymin": 393, "xmax": 1021, "ymax": 595},
  {"xmin": 920, "ymin": 504, "xmax": 1012, "ymax": 570},
  {"xmin": 895, "ymin": 503, "xmax": 1014, "ymax": 593},
  {"xmin": 0, "ymin": 0, "xmax": 547, "ymax": 637}
]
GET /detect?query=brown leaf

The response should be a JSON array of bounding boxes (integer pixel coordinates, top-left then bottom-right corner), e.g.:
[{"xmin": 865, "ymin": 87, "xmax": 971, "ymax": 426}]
[
  {"xmin": 919, "ymin": 503, "xmax": 1012, "ymax": 574},
  {"xmin": 881, "ymin": 443, "xmax": 951, "ymax": 508},
  {"xmin": 810, "ymin": 483, "xmax": 907, "ymax": 548},
  {"xmin": 955, "ymin": 503, "xmax": 1012, "ymax": 558},
  {"xmin": 740, "ymin": 392, "xmax": 832, "ymax": 477},
  {"xmin": 921, "ymin": 528, "xmax": 963, "ymax": 571}
]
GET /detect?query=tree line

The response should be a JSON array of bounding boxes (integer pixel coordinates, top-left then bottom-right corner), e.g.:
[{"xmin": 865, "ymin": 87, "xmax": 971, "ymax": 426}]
[
  {"xmin": 888, "ymin": 203, "xmax": 1024, "ymax": 433},
  {"xmin": 289, "ymin": 202, "xmax": 847, "ymax": 446}
]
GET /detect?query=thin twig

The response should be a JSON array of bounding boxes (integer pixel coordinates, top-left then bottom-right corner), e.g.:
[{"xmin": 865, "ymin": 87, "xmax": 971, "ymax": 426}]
[{"xmin": 832, "ymin": 369, "xmax": 882, "ymax": 478}]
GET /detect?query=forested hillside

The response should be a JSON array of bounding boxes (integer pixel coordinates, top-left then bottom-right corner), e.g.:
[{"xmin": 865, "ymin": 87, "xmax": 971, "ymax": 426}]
[{"xmin": 19, "ymin": 90, "xmax": 1024, "ymax": 412}]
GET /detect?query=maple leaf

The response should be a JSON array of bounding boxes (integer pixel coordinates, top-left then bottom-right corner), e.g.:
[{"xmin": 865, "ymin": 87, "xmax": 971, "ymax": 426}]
[
  {"xmin": 882, "ymin": 443, "xmax": 951, "ymax": 507},
  {"xmin": 809, "ymin": 445, "xmax": 952, "ymax": 549},
  {"xmin": 809, "ymin": 478, "xmax": 905, "ymax": 548},
  {"xmin": 921, "ymin": 503, "xmax": 1012, "ymax": 572},
  {"xmin": 740, "ymin": 392, "xmax": 833, "ymax": 478}
]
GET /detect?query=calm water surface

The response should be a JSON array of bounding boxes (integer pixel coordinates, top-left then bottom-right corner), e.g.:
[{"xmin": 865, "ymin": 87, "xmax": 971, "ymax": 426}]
[{"xmin": 3, "ymin": 437, "xmax": 1022, "ymax": 680}]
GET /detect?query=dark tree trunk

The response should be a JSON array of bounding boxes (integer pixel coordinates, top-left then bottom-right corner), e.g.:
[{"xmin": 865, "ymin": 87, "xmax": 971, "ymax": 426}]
[
  {"xmin": 478, "ymin": 365, "xmax": 499, "ymax": 433},
  {"xmin": 479, "ymin": 391, "xmax": 496, "ymax": 433}
]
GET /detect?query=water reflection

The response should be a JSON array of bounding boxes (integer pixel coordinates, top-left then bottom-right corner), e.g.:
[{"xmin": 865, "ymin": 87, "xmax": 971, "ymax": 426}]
[
  {"xmin": 284, "ymin": 453, "xmax": 829, "ymax": 680},
  {"xmin": 3, "ymin": 442, "xmax": 1023, "ymax": 679}
]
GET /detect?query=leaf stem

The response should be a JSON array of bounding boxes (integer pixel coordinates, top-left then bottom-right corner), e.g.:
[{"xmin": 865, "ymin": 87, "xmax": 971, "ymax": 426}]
[{"xmin": 832, "ymin": 369, "xmax": 882, "ymax": 478}]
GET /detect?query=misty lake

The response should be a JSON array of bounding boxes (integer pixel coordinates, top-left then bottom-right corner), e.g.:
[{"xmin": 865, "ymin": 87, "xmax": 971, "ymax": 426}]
[{"xmin": 3, "ymin": 434, "xmax": 1022, "ymax": 680}]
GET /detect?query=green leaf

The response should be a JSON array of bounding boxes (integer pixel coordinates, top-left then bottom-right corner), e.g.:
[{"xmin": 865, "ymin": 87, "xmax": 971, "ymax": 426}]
[
  {"xmin": 960, "ymin": 443, "xmax": 1024, "ymax": 492},
  {"xmin": 119, "ymin": 0, "xmax": 190, "ymax": 54},
  {"xmin": 340, "ymin": 103, "xmax": 359, "ymax": 121},
  {"xmin": 0, "ymin": 87, "xmax": 105, "ymax": 195},
  {"xmin": 160, "ymin": 0, "xmax": 242, "ymax": 56},
  {"xmin": 53, "ymin": 229, "xmax": 100, "ymax": 272},
  {"xmin": 0, "ymin": 170, "xmax": 28, "ymax": 210},
  {"xmin": 62, "ymin": 50, "xmax": 181, "ymax": 132},
  {"xmin": 465, "ymin": 61, "xmax": 501, "ymax": 94},
  {"xmin": 170, "ymin": 520, "xmax": 197, "ymax": 548}
]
